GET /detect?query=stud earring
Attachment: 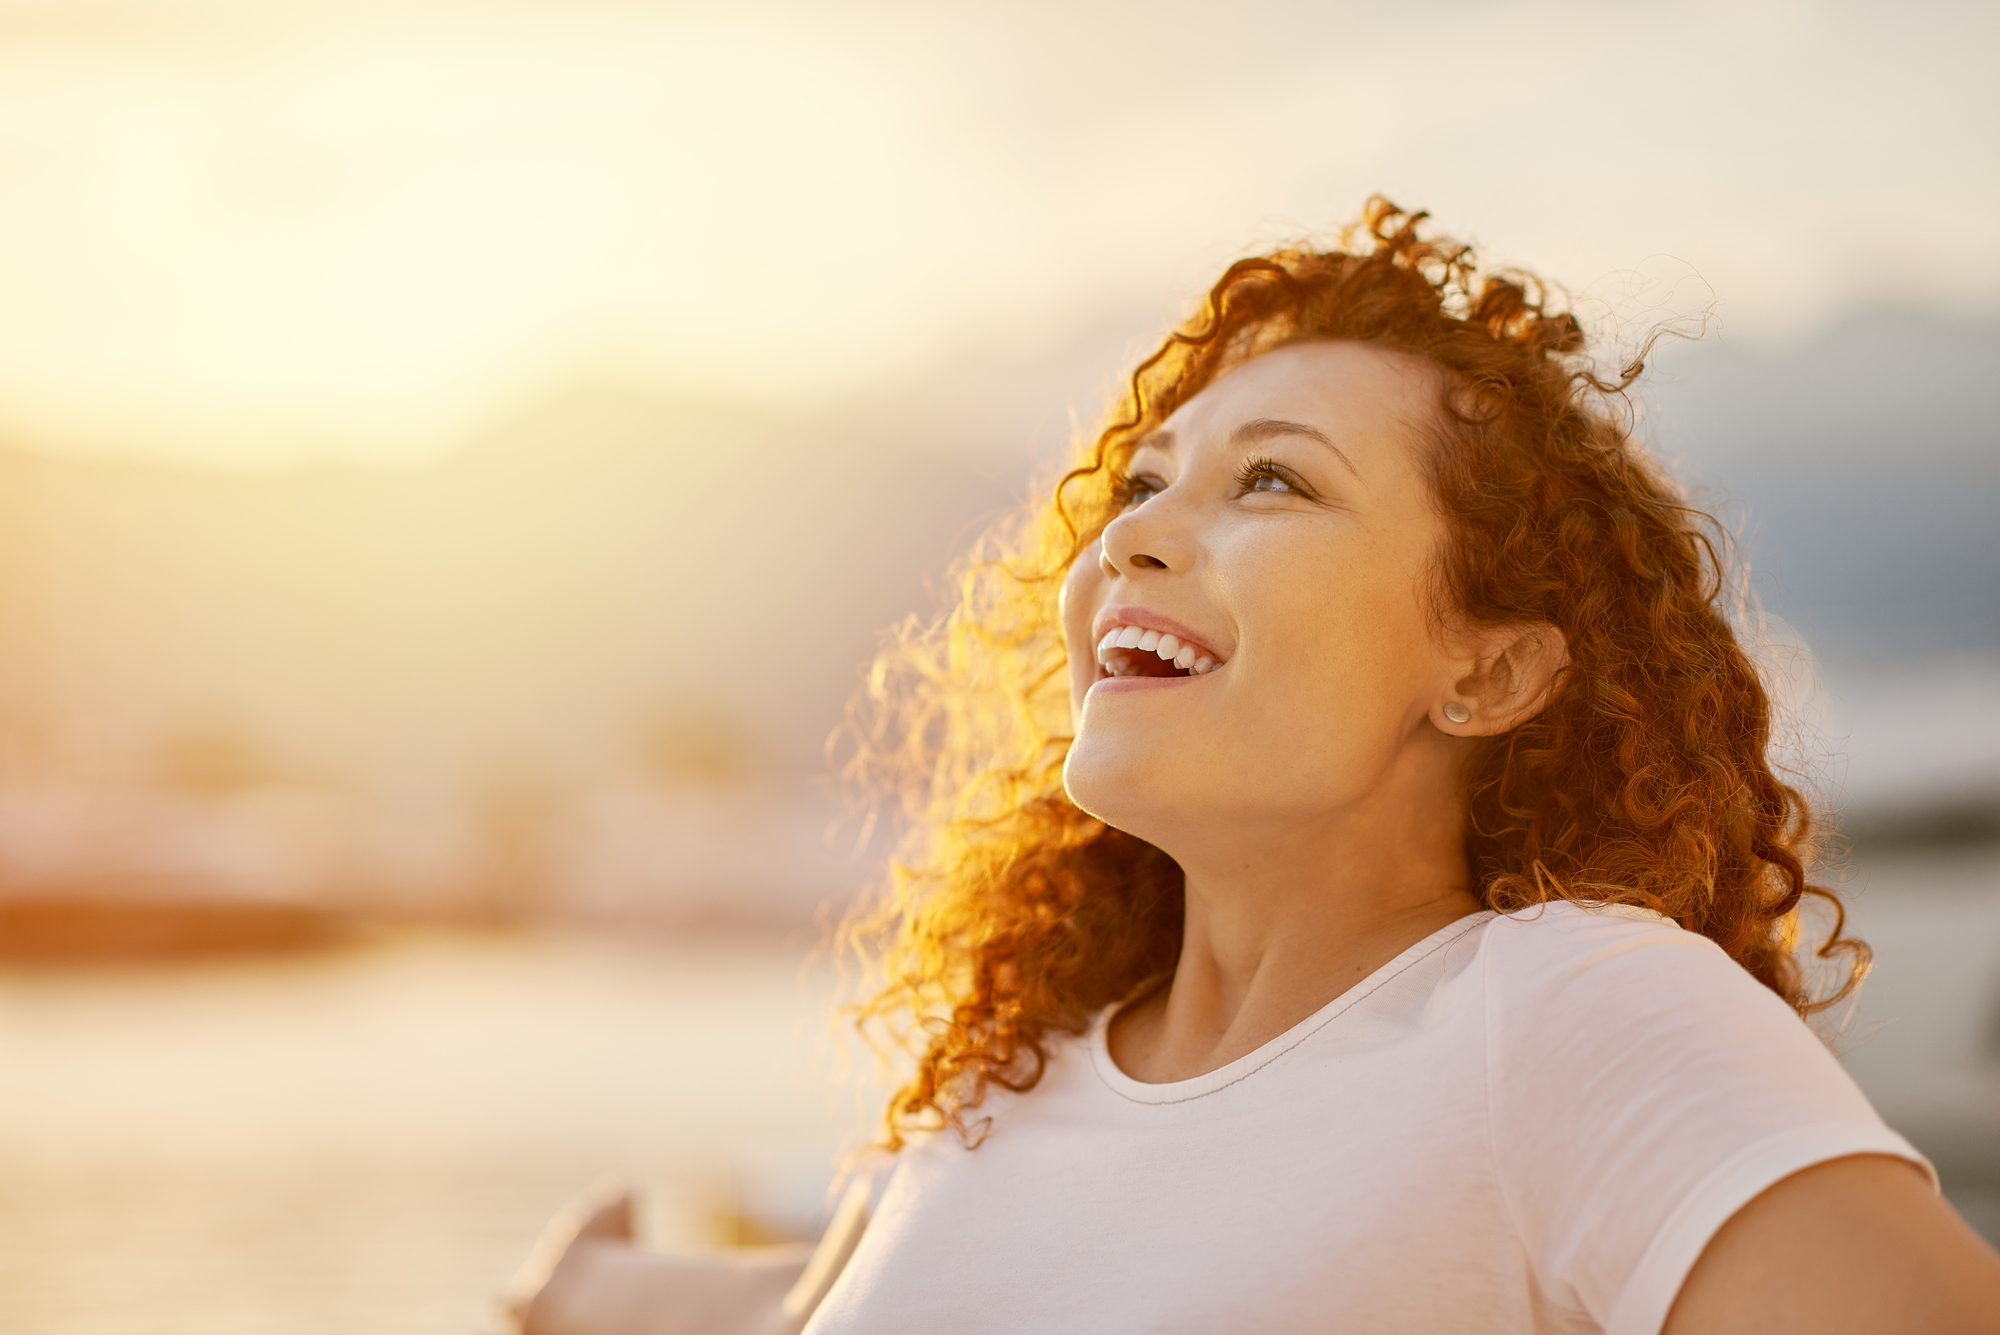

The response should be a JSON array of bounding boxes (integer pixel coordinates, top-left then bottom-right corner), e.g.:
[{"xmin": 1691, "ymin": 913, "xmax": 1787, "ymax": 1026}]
[{"xmin": 1443, "ymin": 701, "xmax": 1471, "ymax": 724}]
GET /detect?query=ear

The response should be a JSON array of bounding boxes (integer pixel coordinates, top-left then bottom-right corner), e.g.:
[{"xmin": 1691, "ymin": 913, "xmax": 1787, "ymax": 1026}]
[{"xmin": 1433, "ymin": 621, "xmax": 1569, "ymax": 737}]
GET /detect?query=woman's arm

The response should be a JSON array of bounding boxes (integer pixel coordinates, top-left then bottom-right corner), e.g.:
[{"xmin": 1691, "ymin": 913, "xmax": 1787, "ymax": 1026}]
[
  {"xmin": 505, "ymin": 1180, "xmax": 872, "ymax": 1335},
  {"xmin": 1664, "ymin": 1154, "xmax": 2000, "ymax": 1334}
]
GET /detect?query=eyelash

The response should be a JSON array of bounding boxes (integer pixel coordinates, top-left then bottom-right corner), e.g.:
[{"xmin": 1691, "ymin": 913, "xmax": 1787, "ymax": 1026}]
[
  {"xmin": 1112, "ymin": 471, "xmax": 1161, "ymax": 509},
  {"xmin": 1112, "ymin": 456, "xmax": 1315, "ymax": 507},
  {"xmin": 1234, "ymin": 455, "xmax": 1313, "ymax": 498}
]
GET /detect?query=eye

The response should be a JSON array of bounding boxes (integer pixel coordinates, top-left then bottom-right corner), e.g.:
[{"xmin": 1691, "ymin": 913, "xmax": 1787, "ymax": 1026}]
[
  {"xmin": 1235, "ymin": 456, "xmax": 1314, "ymax": 498},
  {"xmin": 1115, "ymin": 471, "xmax": 1165, "ymax": 511}
]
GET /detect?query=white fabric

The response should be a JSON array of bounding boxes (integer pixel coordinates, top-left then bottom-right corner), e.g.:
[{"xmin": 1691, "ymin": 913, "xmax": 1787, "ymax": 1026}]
[{"xmin": 804, "ymin": 902, "xmax": 1931, "ymax": 1335}]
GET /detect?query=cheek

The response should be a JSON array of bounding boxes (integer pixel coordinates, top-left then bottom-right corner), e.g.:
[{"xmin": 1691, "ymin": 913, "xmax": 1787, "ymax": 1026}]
[
  {"xmin": 1058, "ymin": 547, "xmax": 1105, "ymax": 712},
  {"xmin": 1227, "ymin": 533, "xmax": 1440, "ymax": 744}
]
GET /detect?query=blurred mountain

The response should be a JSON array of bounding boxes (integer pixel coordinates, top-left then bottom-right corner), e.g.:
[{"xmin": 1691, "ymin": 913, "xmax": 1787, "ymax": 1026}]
[
  {"xmin": 0, "ymin": 384, "xmax": 1036, "ymax": 930},
  {"xmin": 0, "ymin": 305, "xmax": 1989, "ymax": 938},
  {"xmin": 1647, "ymin": 309, "xmax": 2000, "ymax": 666},
  {"xmin": 1644, "ymin": 310, "xmax": 2000, "ymax": 845},
  {"xmin": 0, "ymin": 391, "xmax": 1008, "ymax": 783}
]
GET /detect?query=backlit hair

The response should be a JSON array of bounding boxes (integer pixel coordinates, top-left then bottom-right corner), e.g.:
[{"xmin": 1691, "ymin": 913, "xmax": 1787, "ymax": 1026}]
[{"xmin": 841, "ymin": 199, "xmax": 1866, "ymax": 1151}]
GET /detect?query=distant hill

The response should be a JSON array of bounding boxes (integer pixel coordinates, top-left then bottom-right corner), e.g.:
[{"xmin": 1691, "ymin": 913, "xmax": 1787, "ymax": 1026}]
[
  {"xmin": 0, "ymin": 305, "xmax": 1987, "ymax": 930},
  {"xmin": 0, "ymin": 384, "xmax": 1030, "ymax": 922},
  {"xmin": 0, "ymin": 387, "xmax": 1026, "ymax": 792},
  {"xmin": 1645, "ymin": 309, "xmax": 2000, "ymax": 666}
]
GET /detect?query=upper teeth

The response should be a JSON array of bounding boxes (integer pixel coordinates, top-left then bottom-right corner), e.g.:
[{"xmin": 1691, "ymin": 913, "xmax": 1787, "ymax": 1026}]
[{"xmin": 1094, "ymin": 624, "xmax": 1219, "ymax": 675}]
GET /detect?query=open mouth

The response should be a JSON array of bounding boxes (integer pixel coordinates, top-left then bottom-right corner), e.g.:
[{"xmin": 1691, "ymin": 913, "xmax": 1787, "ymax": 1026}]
[{"xmin": 1094, "ymin": 624, "xmax": 1223, "ymax": 680}]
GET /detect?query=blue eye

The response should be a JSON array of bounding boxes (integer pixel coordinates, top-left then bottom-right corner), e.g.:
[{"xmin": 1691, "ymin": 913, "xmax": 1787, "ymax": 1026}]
[{"xmin": 1248, "ymin": 472, "xmax": 1293, "ymax": 492}]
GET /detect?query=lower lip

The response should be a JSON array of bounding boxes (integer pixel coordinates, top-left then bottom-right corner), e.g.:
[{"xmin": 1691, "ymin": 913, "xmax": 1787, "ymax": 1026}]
[{"xmin": 1088, "ymin": 672, "xmax": 1213, "ymax": 694}]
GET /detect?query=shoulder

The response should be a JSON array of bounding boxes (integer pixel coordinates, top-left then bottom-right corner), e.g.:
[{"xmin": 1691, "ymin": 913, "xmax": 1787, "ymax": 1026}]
[
  {"xmin": 1482, "ymin": 897, "xmax": 1708, "ymax": 958},
  {"xmin": 1470, "ymin": 898, "xmax": 1857, "ymax": 1126},
  {"xmin": 1471, "ymin": 897, "xmax": 1892, "ymax": 1166},
  {"xmin": 1474, "ymin": 898, "xmax": 1770, "ymax": 1017},
  {"xmin": 1467, "ymin": 905, "xmax": 1930, "ymax": 1335}
]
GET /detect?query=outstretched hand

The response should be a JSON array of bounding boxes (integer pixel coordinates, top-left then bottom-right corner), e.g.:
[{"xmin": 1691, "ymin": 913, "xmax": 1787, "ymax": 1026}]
[
  {"xmin": 504, "ymin": 1181, "xmax": 664, "ymax": 1335},
  {"xmin": 501, "ymin": 1178, "xmax": 870, "ymax": 1335}
]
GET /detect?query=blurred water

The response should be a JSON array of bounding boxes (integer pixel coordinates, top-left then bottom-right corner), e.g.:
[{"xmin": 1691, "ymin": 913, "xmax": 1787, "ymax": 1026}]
[
  {"xmin": 1, "ymin": 849, "xmax": 1996, "ymax": 1334},
  {"xmin": 0, "ymin": 932, "xmax": 876, "ymax": 1335},
  {"xmin": 1830, "ymin": 843, "xmax": 2000, "ymax": 1241}
]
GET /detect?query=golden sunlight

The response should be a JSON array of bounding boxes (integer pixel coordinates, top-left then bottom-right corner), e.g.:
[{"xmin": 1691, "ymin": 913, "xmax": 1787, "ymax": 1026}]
[{"xmin": 0, "ymin": 0, "xmax": 1992, "ymax": 469}]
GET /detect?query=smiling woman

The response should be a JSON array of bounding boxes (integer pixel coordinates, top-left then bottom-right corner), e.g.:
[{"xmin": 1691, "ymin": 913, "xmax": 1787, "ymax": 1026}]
[{"xmin": 509, "ymin": 201, "xmax": 2000, "ymax": 1334}]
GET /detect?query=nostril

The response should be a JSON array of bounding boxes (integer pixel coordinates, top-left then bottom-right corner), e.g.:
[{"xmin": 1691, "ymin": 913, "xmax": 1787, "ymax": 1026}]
[{"xmin": 1131, "ymin": 553, "xmax": 1169, "ymax": 569}]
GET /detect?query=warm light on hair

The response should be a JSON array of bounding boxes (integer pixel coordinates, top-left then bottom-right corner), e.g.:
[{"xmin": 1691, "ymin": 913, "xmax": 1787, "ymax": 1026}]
[{"xmin": 840, "ymin": 198, "xmax": 1867, "ymax": 1153}]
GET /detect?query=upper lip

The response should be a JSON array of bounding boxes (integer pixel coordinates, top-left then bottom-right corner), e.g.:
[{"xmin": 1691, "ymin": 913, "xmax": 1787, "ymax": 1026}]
[{"xmin": 1089, "ymin": 605, "xmax": 1227, "ymax": 670}]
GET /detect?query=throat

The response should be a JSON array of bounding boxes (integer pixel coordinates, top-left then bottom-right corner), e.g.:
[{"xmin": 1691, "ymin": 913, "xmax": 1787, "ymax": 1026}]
[{"xmin": 1109, "ymin": 883, "xmax": 1486, "ymax": 1085}]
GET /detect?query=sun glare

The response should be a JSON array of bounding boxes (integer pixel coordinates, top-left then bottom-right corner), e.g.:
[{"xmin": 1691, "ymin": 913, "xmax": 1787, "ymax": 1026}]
[{"xmin": 0, "ymin": 1, "xmax": 1990, "ymax": 470}]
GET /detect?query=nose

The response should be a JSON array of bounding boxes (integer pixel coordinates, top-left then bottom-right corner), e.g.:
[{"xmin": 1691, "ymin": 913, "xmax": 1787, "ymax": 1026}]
[{"xmin": 1098, "ymin": 497, "xmax": 1194, "ymax": 580}]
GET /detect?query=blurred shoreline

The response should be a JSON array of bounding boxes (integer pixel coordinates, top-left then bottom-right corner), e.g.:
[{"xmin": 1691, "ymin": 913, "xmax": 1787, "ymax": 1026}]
[{"xmin": 2, "ymin": 644, "xmax": 1991, "ymax": 963}]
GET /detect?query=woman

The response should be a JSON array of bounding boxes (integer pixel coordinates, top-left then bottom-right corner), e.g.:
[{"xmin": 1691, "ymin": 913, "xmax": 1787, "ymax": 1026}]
[{"xmin": 512, "ymin": 201, "xmax": 2000, "ymax": 1333}]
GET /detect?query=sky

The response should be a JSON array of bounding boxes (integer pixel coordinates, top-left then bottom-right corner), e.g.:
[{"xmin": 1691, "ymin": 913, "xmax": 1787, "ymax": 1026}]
[{"xmin": 0, "ymin": 0, "xmax": 1993, "ymax": 468}]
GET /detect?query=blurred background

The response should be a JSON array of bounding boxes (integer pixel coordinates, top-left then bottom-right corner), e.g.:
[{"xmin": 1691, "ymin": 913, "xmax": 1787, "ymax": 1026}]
[{"xmin": 0, "ymin": 0, "xmax": 1993, "ymax": 1330}]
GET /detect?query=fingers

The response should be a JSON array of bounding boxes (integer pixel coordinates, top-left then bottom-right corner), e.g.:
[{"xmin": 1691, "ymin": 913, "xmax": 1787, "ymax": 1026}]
[
  {"xmin": 502, "ymin": 1180, "xmax": 639, "ymax": 1333},
  {"xmin": 572, "ymin": 1183, "xmax": 636, "ymax": 1243}
]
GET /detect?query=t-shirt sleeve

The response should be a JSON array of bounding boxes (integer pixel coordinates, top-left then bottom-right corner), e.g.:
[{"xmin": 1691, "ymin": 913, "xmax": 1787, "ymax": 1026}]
[{"xmin": 1481, "ymin": 904, "xmax": 1933, "ymax": 1335}]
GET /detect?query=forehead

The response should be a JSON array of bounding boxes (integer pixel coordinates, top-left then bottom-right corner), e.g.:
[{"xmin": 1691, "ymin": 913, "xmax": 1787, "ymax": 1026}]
[{"xmin": 1151, "ymin": 340, "xmax": 1438, "ymax": 454}]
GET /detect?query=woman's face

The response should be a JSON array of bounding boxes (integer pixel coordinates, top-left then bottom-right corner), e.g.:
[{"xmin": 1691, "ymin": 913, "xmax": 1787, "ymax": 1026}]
[{"xmin": 1060, "ymin": 339, "xmax": 1465, "ymax": 844}]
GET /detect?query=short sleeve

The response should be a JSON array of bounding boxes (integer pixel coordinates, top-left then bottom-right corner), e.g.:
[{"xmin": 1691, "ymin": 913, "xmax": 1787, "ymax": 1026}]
[{"xmin": 1481, "ymin": 904, "xmax": 1933, "ymax": 1335}]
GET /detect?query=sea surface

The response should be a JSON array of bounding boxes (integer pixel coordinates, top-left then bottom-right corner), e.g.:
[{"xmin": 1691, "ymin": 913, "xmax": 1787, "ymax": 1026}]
[
  {"xmin": 3, "ymin": 845, "xmax": 1997, "ymax": 1335},
  {"xmin": 0, "ymin": 931, "xmax": 879, "ymax": 1335}
]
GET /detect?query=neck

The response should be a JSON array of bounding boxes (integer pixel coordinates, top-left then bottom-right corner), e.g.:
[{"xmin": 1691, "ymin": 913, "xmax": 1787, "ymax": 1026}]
[{"xmin": 1108, "ymin": 767, "xmax": 1482, "ymax": 1084}]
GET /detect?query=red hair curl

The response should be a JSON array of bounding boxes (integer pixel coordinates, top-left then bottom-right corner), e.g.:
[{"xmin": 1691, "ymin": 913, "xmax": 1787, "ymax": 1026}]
[{"xmin": 841, "ymin": 199, "xmax": 1867, "ymax": 1152}]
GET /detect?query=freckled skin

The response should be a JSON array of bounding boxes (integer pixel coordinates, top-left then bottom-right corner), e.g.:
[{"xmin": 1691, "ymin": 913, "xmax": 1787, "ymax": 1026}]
[
  {"xmin": 1054, "ymin": 340, "xmax": 1544, "ymax": 1091},
  {"xmin": 1060, "ymin": 341, "xmax": 1459, "ymax": 854}
]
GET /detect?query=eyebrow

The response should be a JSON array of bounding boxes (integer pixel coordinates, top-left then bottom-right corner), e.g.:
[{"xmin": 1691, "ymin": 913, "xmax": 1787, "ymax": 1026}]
[{"xmin": 1230, "ymin": 418, "xmax": 1360, "ymax": 479}]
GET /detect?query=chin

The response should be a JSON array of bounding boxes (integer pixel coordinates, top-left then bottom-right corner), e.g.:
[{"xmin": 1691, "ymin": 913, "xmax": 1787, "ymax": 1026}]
[{"xmin": 1061, "ymin": 733, "xmax": 1185, "ymax": 842}]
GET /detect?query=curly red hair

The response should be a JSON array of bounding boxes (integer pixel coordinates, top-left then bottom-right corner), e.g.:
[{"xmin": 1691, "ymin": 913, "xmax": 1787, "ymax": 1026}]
[{"xmin": 842, "ymin": 199, "xmax": 1866, "ymax": 1151}]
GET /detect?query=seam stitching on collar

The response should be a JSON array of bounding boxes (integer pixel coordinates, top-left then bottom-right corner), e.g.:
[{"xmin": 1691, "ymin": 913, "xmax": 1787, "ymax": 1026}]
[{"xmin": 1092, "ymin": 912, "xmax": 1494, "ymax": 1106}]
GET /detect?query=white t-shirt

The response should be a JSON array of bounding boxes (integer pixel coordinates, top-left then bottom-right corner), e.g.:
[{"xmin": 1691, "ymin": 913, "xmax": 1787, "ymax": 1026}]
[{"xmin": 804, "ymin": 902, "xmax": 1930, "ymax": 1335}]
